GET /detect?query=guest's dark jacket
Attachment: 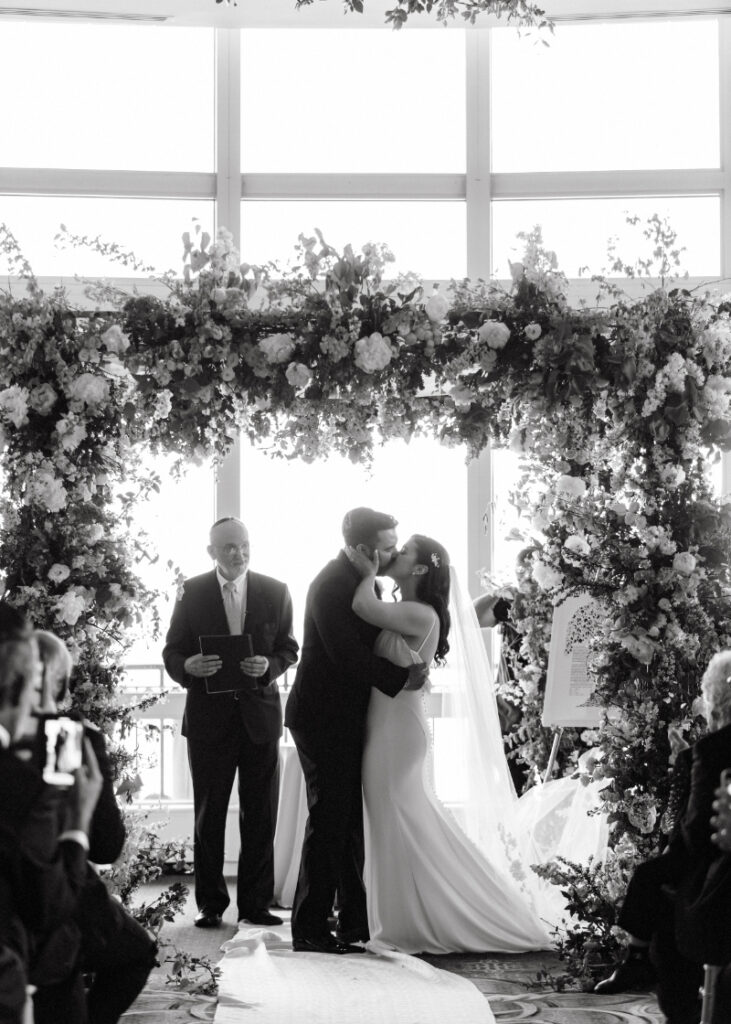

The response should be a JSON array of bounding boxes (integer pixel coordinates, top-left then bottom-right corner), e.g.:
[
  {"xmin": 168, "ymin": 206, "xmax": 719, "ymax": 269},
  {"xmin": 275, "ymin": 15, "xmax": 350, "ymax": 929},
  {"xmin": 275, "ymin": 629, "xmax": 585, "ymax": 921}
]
[
  {"xmin": 284, "ymin": 551, "xmax": 407, "ymax": 743},
  {"xmin": 0, "ymin": 748, "xmax": 88, "ymax": 983},
  {"xmin": 163, "ymin": 569, "xmax": 299, "ymax": 744}
]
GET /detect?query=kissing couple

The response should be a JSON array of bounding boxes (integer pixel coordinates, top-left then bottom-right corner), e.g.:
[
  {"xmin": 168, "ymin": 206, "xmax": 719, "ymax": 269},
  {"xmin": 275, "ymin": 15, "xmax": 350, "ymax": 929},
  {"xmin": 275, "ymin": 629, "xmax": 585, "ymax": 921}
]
[{"xmin": 284, "ymin": 507, "xmax": 552, "ymax": 957}]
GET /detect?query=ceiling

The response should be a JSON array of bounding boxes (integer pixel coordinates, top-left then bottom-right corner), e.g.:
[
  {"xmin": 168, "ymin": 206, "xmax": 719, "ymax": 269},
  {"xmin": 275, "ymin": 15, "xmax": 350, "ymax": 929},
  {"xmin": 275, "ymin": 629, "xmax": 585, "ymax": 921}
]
[{"xmin": 0, "ymin": 0, "xmax": 728, "ymax": 28}]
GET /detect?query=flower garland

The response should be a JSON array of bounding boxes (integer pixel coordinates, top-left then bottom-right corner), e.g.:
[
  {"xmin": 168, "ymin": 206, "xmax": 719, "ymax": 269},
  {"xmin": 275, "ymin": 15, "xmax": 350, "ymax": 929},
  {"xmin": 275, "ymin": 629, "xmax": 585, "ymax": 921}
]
[
  {"xmin": 292, "ymin": 0, "xmax": 552, "ymax": 30},
  {"xmin": 1, "ymin": 219, "xmax": 730, "ymax": 979}
]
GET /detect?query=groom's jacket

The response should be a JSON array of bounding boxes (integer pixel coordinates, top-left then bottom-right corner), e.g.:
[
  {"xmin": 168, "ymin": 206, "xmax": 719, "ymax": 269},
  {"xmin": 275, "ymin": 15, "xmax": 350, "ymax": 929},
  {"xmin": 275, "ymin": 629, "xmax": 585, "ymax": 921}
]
[
  {"xmin": 284, "ymin": 550, "xmax": 408, "ymax": 741},
  {"xmin": 163, "ymin": 568, "xmax": 299, "ymax": 744}
]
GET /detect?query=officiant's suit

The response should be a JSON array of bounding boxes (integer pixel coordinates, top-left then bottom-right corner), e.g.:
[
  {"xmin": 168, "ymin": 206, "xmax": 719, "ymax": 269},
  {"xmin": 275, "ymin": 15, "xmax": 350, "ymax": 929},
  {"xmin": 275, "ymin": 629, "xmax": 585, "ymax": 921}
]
[
  {"xmin": 285, "ymin": 551, "xmax": 409, "ymax": 944},
  {"xmin": 163, "ymin": 568, "xmax": 299, "ymax": 921}
]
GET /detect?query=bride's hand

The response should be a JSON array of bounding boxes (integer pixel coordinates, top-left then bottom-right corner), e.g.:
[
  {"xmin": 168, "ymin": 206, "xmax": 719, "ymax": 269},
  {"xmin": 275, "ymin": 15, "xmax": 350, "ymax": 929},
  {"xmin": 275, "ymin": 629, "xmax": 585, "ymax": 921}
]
[{"xmin": 345, "ymin": 545, "xmax": 379, "ymax": 579}]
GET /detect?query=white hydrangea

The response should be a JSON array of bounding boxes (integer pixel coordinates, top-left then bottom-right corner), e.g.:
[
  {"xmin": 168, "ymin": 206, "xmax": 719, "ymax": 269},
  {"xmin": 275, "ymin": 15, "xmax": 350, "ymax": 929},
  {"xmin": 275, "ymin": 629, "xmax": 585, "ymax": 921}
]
[
  {"xmin": 354, "ymin": 332, "xmax": 392, "ymax": 373},
  {"xmin": 556, "ymin": 474, "xmax": 587, "ymax": 497},
  {"xmin": 54, "ymin": 589, "xmax": 88, "ymax": 626},
  {"xmin": 532, "ymin": 560, "xmax": 563, "ymax": 591},
  {"xmin": 152, "ymin": 389, "xmax": 173, "ymax": 421},
  {"xmin": 285, "ymin": 362, "xmax": 313, "ymax": 390},
  {"xmin": 0, "ymin": 385, "xmax": 30, "ymax": 428},
  {"xmin": 258, "ymin": 333, "xmax": 295, "ymax": 364},
  {"xmin": 563, "ymin": 534, "xmax": 590, "ymax": 557},
  {"xmin": 101, "ymin": 324, "xmax": 130, "ymax": 354},
  {"xmin": 25, "ymin": 467, "xmax": 67, "ymax": 512},
  {"xmin": 67, "ymin": 372, "xmax": 110, "ymax": 409},
  {"xmin": 424, "ymin": 293, "xmax": 449, "ymax": 323},
  {"xmin": 672, "ymin": 551, "xmax": 697, "ymax": 575},
  {"xmin": 477, "ymin": 320, "xmax": 511, "ymax": 350}
]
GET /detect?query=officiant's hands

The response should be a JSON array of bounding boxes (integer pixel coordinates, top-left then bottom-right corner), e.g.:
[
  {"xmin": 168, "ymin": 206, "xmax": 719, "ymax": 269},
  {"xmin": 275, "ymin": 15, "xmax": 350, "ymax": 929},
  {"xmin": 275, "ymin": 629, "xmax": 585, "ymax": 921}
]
[
  {"xmin": 184, "ymin": 653, "xmax": 223, "ymax": 678},
  {"xmin": 241, "ymin": 655, "xmax": 269, "ymax": 679}
]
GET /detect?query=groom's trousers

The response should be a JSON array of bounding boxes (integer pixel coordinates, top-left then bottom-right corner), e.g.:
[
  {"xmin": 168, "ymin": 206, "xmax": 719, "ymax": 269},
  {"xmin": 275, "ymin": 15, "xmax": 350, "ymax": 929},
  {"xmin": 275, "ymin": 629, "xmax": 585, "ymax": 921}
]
[{"xmin": 289, "ymin": 727, "xmax": 368, "ymax": 941}]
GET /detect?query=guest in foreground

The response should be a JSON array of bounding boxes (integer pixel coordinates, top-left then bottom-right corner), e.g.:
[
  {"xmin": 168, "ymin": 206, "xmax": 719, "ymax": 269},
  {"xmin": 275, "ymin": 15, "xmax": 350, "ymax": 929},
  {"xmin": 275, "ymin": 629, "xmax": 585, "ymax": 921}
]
[
  {"xmin": 163, "ymin": 517, "xmax": 298, "ymax": 929},
  {"xmin": 285, "ymin": 508, "xmax": 427, "ymax": 955},
  {"xmin": 31, "ymin": 629, "xmax": 157, "ymax": 1024},
  {"xmin": 0, "ymin": 605, "xmax": 103, "ymax": 1024},
  {"xmin": 596, "ymin": 649, "xmax": 731, "ymax": 1024}
]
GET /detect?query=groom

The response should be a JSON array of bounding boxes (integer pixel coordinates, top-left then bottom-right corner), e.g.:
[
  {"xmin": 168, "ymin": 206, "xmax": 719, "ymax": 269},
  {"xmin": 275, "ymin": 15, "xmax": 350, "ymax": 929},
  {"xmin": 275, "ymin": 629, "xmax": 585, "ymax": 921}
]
[{"xmin": 285, "ymin": 507, "xmax": 428, "ymax": 955}]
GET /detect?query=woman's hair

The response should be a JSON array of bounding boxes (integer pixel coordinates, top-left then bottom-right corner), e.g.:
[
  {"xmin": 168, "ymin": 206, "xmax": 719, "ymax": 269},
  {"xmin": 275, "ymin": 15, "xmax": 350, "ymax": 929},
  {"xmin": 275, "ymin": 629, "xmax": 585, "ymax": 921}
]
[
  {"xmin": 0, "ymin": 638, "xmax": 38, "ymax": 711},
  {"xmin": 701, "ymin": 650, "xmax": 731, "ymax": 729},
  {"xmin": 411, "ymin": 535, "xmax": 451, "ymax": 664},
  {"xmin": 34, "ymin": 630, "xmax": 73, "ymax": 706}
]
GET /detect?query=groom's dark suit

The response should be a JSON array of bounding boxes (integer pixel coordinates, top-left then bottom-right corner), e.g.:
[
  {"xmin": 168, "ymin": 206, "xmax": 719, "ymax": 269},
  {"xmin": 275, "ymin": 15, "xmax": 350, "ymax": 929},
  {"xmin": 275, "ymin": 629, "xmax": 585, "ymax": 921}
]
[
  {"xmin": 163, "ymin": 568, "xmax": 298, "ymax": 920},
  {"xmin": 285, "ymin": 551, "xmax": 409, "ymax": 942}
]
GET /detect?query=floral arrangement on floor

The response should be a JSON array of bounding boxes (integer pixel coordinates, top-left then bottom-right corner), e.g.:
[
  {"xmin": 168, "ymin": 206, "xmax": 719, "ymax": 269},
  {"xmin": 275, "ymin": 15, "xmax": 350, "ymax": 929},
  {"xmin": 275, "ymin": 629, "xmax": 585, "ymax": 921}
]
[{"xmin": 0, "ymin": 216, "xmax": 730, "ymax": 984}]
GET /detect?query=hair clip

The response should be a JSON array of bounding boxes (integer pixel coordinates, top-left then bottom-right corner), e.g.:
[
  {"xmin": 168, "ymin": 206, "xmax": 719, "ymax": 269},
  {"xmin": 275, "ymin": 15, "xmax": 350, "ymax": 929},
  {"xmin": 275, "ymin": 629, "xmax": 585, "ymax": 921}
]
[{"xmin": 430, "ymin": 552, "xmax": 441, "ymax": 568}]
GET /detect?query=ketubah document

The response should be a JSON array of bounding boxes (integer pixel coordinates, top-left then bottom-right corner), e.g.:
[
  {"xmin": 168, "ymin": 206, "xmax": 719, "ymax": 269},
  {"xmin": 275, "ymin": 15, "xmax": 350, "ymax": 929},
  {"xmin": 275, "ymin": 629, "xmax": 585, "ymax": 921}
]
[{"xmin": 199, "ymin": 633, "xmax": 256, "ymax": 694}]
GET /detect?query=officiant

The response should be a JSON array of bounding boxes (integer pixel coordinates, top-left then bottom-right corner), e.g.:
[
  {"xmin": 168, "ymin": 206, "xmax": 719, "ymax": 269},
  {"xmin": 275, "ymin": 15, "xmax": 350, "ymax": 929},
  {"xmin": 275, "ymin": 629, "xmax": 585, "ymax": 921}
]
[{"xmin": 163, "ymin": 516, "xmax": 299, "ymax": 930}]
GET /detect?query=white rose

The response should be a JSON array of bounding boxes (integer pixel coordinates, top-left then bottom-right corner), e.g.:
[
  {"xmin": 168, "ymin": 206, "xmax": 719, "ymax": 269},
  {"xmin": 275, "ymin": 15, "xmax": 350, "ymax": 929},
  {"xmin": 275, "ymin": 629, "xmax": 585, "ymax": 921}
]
[
  {"xmin": 0, "ymin": 385, "xmax": 30, "ymax": 428},
  {"xmin": 563, "ymin": 534, "xmax": 590, "ymax": 557},
  {"xmin": 54, "ymin": 590, "xmax": 87, "ymax": 626},
  {"xmin": 29, "ymin": 383, "xmax": 58, "ymax": 416},
  {"xmin": 285, "ymin": 362, "xmax": 313, "ymax": 390},
  {"xmin": 258, "ymin": 333, "xmax": 295, "ymax": 364},
  {"xmin": 25, "ymin": 468, "xmax": 67, "ymax": 512},
  {"xmin": 672, "ymin": 551, "xmax": 697, "ymax": 576},
  {"xmin": 87, "ymin": 524, "xmax": 105, "ymax": 544},
  {"xmin": 477, "ymin": 320, "xmax": 511, "ymax": 350},
  {"xmin": 620, "ymin": 633, "xmax": 656, "ymax": 665},
  {"xmin": 101, "ymin": 324, "xmax": 130, "ymax": 354},
  {"xmin": 67, "ymin": 372, "xmax": 110, "ymax": 408},
  {"xmin": 524, "ymin": 322, "xmax": 542, "ymax": 341},
  {"xmin": 56, "ymin": 416, "xmax": 87, "ymax": 452},
  {"xmin": 354, "ymin": 332, "xmax": 392, "ymax": 373},
  {"xmin": 532, "ymin": 560, "xmax": 563, "ymax": 591},
  {"xmin": 48, "ymin": 563, "xmax": 71, "ymax": 584},
  {"xmin": 211, "ymin": 287, "xmax": 227, "ymax": 305},
  {"xmin": 556, "ymin": 474, "xmax": 587, "ymax": 497},
  {"xmin": 424, "ymin": 293, "xmax": 449, "ymax": 323}
]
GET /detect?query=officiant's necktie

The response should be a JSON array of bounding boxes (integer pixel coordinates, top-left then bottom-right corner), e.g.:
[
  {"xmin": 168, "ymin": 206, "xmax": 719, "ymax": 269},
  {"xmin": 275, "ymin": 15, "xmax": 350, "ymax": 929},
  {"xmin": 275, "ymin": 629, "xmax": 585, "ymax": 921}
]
[{"xmin": 223, "ymin": 580, "xmax": 243, "ymax": 635}]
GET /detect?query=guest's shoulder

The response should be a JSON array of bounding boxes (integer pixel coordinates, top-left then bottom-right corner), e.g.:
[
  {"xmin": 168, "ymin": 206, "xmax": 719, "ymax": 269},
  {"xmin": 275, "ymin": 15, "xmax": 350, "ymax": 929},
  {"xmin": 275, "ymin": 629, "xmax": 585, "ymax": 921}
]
[{"xmin": 695, "ymin": 722, "xmax": 731, "ymax": 761}]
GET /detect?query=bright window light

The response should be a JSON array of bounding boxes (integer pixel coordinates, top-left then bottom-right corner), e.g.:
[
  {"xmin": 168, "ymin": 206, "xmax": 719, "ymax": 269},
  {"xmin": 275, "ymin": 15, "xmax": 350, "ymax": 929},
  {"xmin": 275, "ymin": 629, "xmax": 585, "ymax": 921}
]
[
  {"xmin": 241, "ymin": 29, "xmax": 466, "ymax": 173},
  {"xmin": 491, "ymin": 195, "xmax": 720, "ymax": 278},
  {"xmin": 242, "ymin": 200, "xmax": 466, "ymax": 279},
  {"xmin": 0, "ymin": 24, "xmax": 215, "ymax": 172},
  {"xmin": 0, "ymin": 197, "xmax": 214, "ymax": 277},
  {"xmin": 491, "ymin": 20, "xmax": 719, "ymax": 173}
]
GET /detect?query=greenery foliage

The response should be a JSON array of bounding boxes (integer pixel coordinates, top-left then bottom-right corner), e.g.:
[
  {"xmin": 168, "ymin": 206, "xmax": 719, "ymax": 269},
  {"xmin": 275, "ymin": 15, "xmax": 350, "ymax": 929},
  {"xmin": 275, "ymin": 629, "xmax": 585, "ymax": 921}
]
[{"xmin": 1, "ymin": 216, "xmax": 730, "ymax": 982}]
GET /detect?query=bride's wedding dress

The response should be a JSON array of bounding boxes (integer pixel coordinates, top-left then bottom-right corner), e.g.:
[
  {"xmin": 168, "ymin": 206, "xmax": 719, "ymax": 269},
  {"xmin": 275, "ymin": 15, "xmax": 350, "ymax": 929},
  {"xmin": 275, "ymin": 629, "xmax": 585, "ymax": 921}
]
[{"xmin": 362, "ymin": 614, "xmax": 553, "ymax": 955}]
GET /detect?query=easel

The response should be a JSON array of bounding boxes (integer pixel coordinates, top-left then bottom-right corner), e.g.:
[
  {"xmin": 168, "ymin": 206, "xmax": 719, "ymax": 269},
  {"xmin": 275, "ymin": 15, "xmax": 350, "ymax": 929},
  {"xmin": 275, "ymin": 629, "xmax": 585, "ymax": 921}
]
[{"xmin": 543, "ymin": 726, "xmax": 564, "ymax": 784}]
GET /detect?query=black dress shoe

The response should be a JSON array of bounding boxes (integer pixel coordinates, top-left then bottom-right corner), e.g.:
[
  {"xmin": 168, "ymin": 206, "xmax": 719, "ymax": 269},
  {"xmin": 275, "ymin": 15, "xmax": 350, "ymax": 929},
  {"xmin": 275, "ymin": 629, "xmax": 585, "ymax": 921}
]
[
  {"xmin": 335, "ymin": 924, "xmax": 370, "ymax": 944},
  {"xmin": 292, "ymin": 933, "xmax": 367, "ymax": 955},
  {"xmin": 593, "ymin": 951, "xmax": 656, "ymax": 994},
  {"xmin": 238, "ymin": 910, "xmax": 283, "ymax": 927},
  {"xmin": 194, "ymin": 910, "xmax": 223, "ymax": 929}
]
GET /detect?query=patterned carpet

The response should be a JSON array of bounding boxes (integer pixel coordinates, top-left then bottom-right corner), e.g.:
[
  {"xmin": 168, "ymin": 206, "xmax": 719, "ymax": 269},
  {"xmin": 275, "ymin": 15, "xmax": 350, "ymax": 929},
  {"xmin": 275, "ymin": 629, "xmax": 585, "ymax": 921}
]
[{"xmin": 121, "ymin": 901, "xmax": 665, "ymax": 1024}]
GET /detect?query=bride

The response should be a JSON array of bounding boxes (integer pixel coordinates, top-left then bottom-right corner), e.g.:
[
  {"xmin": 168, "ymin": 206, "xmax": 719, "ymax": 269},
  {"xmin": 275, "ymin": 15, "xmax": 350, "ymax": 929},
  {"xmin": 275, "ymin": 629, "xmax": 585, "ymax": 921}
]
[{"xmin": 347, "ymin": 534, "xmax": 557, "ymax": 956}]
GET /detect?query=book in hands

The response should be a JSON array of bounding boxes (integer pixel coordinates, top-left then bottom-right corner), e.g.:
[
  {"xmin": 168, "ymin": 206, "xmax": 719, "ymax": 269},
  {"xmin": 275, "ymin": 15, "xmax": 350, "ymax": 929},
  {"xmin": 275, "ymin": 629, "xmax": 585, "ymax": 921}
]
[{"xmin": 199, "ymin": 634, "xmax": 256, "ymax": 694}]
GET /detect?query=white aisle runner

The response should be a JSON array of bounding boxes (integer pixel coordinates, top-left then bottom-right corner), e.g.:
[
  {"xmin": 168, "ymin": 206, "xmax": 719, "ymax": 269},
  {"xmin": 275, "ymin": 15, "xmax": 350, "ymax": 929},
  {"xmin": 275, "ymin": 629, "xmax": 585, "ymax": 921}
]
[{"xmin": 214, "ymin": 928, "xmax": 494, "ymax": 1024}]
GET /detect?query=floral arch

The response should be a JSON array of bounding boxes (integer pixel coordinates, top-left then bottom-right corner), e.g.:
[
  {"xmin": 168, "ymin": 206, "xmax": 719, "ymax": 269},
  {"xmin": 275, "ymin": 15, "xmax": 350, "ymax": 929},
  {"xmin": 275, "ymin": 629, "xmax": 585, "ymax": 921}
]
[{"xmin": 1, "ymin": 221, "xmax": 730, "ymax": 979}]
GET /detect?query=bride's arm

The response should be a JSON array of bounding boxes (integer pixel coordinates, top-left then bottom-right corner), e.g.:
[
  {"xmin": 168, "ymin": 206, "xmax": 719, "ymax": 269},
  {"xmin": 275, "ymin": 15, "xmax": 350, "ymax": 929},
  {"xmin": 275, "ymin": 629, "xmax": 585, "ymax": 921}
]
[{"xmin": 352, "ymin": 573, "xmax": 433, "ymax": 636}]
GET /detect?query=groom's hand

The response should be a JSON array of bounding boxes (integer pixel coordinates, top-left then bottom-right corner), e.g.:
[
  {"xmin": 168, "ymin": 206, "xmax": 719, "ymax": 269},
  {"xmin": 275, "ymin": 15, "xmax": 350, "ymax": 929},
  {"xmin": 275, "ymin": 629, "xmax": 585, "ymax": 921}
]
[
  {"xmin": 403, "ymin": 663, "xmax": 429, "ymax": 691},
  {"xmin": 345, "ymin": 545, "xmax": 378, "ymax": 578}
]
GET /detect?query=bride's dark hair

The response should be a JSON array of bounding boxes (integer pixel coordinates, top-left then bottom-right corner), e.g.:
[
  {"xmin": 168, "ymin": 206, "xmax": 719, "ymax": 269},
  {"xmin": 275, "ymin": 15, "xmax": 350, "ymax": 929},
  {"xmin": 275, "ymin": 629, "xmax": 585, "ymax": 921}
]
[{"xmin": 412, "ymin": 535, "xmax": 451, "ymax": 664}]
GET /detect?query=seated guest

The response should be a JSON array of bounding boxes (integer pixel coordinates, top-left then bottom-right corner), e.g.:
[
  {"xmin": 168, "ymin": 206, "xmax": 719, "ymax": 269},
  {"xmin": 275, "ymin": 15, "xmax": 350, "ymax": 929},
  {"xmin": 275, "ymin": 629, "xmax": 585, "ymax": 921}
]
[
  {"xmin": 593, "ymin": 728, "xmax": 692, "ymax": 994},
  {"xmin": 0, "ymin": 614, "xmax": 103, "ymax": 1024},
  {"xmin": 30, "ymin": 629, "xmax": 158, "ymax": 1024},
  {"xmin": 597, "ymin": 650, "xmax": 731, "ymax": 1024}
]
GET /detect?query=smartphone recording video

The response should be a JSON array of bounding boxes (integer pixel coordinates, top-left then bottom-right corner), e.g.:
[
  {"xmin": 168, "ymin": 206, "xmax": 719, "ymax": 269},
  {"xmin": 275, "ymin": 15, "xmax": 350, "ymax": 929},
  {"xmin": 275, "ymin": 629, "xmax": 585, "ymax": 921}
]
[{"xmin": 38, "ymin": 715, "xmax": 84, "ymax": 786}]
